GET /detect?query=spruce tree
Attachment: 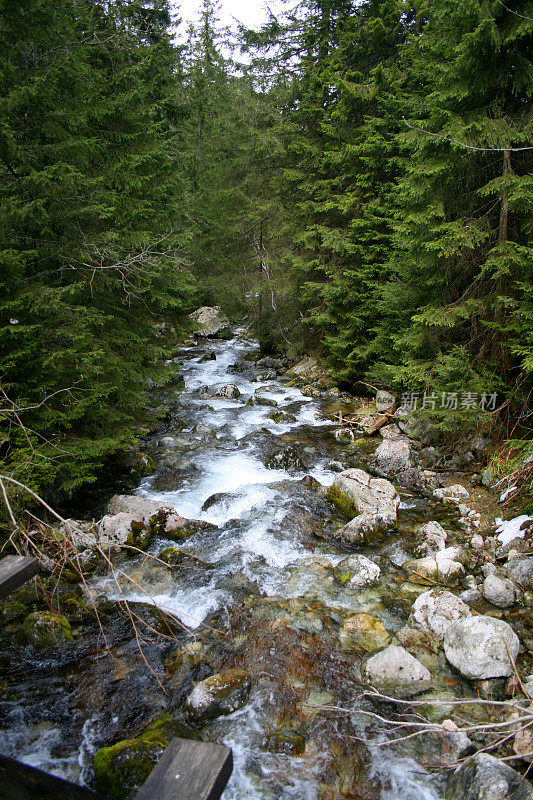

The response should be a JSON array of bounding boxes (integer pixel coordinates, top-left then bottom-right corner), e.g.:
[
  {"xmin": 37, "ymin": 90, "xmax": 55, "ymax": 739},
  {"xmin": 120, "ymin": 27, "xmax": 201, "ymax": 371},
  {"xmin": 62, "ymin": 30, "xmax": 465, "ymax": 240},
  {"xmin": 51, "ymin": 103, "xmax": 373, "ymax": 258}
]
[
  {"xmin": 0, "ymin": 0, "xmax": 194, "ymax": 502},
  {"xmin": 370, "ymin": 0, "xmax": 532, "ymax": 430}
]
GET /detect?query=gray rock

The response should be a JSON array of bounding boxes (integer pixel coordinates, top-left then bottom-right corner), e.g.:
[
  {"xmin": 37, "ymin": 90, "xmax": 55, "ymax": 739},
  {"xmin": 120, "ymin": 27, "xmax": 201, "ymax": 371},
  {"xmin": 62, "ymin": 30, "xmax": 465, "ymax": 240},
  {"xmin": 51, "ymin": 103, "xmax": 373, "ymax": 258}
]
[
  {"xmin": 335, "ymin": 555, "xmax": 381, "ymax": 587},
  {"xmin": 265, "ymin": 445, "xmax": 307, "ymax": 472},
  {"xmin": 434, "ymin": 484, "xmax": 470, "ymax": 503},
  {"xmin": 213, "ymin": 384, "xmax": 241, "ymax": 399},
  {"xmin": 483, "ymin": 575, "xmax": 517, "ymax": 609},
  {"xmin": 410, "ymin": 589, "xmax": 471, "ymax": 640},
  {"xmin": 183, "ymin": 669, "xmax": 251, "ymax": 723},
  {"xmin": 506, "ymin": 557, "xmax": 533, "ymax": 591},
  {"xmin": 328, "ymin": 469, "xmax": 399, "ymax": 544},
  {"xmin": 373, "ymin": 438, "xmax": 411, "ymax": 474},
  {"xmin": 413, "ymin": 520, "xmax": 448, "ymax": 557},
  {"xmin": 380, "ymin": 424, "xmax": 403, "ymax": 440},
  {"xmin": 189, "ymin": 306, "xmax": 231, "ymax": 338},
  {"xmin": 107, "ymin": 495, "xmax": 171, "ymax": 520},
  {"xmin": 414, "ymin": 725, "xmax": 473, "ymax": 770},
  {"xmin": 192, "ymin": 421, "xmax": 216, "ymax": 436},
  {"xmin": 444, "ymin": 615, "xmax": 520, "ymax": 679},
  {"xmin": 446, "ymin": 752, "xmax": 533, "ymax": 800},
  {"xmin": 362, "ymin": 645, "xmax": 432, "ymax": 698}
]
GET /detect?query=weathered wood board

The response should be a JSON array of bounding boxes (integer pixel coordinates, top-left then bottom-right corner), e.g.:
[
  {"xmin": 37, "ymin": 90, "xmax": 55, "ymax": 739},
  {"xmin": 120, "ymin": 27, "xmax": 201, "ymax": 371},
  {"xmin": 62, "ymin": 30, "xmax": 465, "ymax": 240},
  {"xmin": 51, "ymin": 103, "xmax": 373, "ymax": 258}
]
[
  {"xmin": 135, "ymin": 737, "xmax": 233, "ymax": 800},
  {"xmin": 0, "ymin": 751, "xmax": 106, "ymax": 800},
  {"xmin": 0, "ymin": 555, "xmax": 39, "ymax": 599}
]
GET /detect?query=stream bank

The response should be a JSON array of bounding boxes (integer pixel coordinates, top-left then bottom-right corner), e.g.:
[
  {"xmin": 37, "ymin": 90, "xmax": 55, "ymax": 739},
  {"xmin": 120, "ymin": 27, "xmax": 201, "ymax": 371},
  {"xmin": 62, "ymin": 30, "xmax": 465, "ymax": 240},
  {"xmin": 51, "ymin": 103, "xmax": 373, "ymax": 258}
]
[{"xmin": 1, "ymin": 323, "xmax": 532, "ymax": 800}]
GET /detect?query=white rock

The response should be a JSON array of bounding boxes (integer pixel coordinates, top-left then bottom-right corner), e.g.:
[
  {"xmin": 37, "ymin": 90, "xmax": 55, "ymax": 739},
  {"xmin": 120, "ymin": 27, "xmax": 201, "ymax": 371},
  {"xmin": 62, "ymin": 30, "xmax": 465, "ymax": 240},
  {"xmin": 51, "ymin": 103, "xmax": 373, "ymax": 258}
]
[
  {"xmin": 98, "ymin": 513, "xmax": 140, "ymax": 549},
  {"xmin": 330, "ymin": 469, "xmax": 399, "ymax": 543},
  {"xmin": 482, "ymin": 574, "xmax": 517, "ymax": 609},
  {"xmin": 470, "ymin": 534, "xmax": 484, "ymax": 550},
  {"xmin": 410, "ymin": 590, "xmax": 471, "ymax": 640},
  {"xmin": 444, "ymin": 615, "xmax": 520, "ymax": 679},
  {"xmin": 336, "ymin": 555, "xmax": 381, "ymax": 587},
  {"xmin": 189, "ymin": 306, "xmax": 230, "ymax": 338},
  {"xmin": 373, "ymin": 438, "xmax": 411, "ymax": 474},
  {"xmin": 413, "ymin": 521, "xmax": 447, "ymax": 557},
  {"xmin": 434, "ymin": 484, "xmax": 470, "ymax": 503},
  {"xmin": 362, "ymin": 645, "xmax": 432, "ymax": 698},
  {"xmin": 107, "ymin": 495, "xmax": 172, "ymax": 521}
]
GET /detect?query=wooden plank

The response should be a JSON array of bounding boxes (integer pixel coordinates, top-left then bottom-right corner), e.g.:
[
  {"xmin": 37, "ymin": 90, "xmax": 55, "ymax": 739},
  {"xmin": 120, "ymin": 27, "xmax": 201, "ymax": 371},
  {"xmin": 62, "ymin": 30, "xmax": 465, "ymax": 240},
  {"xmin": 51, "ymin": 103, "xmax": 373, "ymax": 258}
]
[
  {"xmin": 0, "ymin": 555, "xmax": 40, "ymax": 599},
  {"xmin": 135, "ymin": 737, "xmax": 233, "ymax": 800},
  {"xmin": 0, "ymin": 751, "xmax": 106, "ymax": 800}
]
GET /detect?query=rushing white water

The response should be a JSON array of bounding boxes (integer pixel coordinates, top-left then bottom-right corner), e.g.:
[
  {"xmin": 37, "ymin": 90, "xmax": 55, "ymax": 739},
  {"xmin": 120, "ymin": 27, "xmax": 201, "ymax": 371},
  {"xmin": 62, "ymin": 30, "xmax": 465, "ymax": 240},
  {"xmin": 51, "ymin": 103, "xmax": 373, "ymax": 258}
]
[
  {"xmin": 98, "ymin": 329, "xmax": 443, "ymax": 800},
  {"xmin": 1, "ymin": 328, "xmax": 443, "ymax": 799}
]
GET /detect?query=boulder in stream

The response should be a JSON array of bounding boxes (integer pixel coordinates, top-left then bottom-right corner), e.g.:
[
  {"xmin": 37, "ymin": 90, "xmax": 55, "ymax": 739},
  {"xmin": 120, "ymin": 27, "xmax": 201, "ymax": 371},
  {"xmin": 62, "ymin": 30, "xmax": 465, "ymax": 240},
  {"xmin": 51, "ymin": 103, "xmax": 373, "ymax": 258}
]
[
  {"xmin": 443, "ymin": 615, "xmax": 520, "ymax": 679},
  {"xmin": 334, "ymin": 554, "xmax": 381, "ymax": 587},
  {"xmin": 445, "ymin": 752, "xmax": 533, "ymax": 800},
  {"xmin": 183, "ymin": 668, "xmax": 251, "ymax": 723},
  {"xmin": 340, "ymin": 612, "xmax": 391, "ymax": 653},
  {"xmin": 189, "ymin": 306, "xmax": 231, "ymax": 338},
  {"xmin": 265, "ymin": 444, "xmax": 307, "ymax": 471},
  {"xmin": 362, "ymin": 645, "xmax": 432, "ymax": 698},
  {"xmin": 327, "ymin": 468, "xmax": 399, "ymax": 544},
  {"xmin": 409, "ymin": 589, "xmax": 471, "ymax": 640},
  {"xmin": 213, "ymin": 384, "xmax": 241, "ymax": 399},
  {"xmin": 101, "ymin": 495, "xmax": 216, "ymax": 548}
]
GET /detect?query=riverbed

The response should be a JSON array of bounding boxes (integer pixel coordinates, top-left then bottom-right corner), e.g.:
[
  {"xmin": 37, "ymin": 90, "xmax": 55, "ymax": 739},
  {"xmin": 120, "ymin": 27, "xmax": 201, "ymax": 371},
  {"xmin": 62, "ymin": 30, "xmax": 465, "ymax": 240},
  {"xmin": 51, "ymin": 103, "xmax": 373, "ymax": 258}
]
[{"xmin": 1, "ymin": 327, "xmax": 471, "ymax": 799}]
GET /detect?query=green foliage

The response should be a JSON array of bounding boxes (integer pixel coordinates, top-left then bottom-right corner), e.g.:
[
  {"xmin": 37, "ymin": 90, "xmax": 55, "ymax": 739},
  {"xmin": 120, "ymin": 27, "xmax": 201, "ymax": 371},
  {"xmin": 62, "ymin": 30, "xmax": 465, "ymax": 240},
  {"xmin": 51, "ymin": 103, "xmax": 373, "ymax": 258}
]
[{"xmin": 0, "ymin": 0, "xmax": 195, "ymax": 508}]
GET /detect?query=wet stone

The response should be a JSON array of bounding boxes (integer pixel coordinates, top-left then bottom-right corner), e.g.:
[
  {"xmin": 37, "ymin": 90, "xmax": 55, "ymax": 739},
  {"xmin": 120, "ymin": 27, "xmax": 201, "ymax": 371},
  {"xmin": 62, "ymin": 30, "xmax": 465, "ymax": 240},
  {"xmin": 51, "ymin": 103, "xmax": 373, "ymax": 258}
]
[{"xmin": 183, "ymin": 668, "xmax": 251, "ymax": 723}]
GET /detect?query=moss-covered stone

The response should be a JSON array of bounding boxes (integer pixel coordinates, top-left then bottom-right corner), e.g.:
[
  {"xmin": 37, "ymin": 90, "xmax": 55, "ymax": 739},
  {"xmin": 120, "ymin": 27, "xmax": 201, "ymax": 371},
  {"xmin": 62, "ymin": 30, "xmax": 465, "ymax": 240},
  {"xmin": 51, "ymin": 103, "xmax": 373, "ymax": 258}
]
[
  {"xmin": 264, "ymin": 730, "xmax": 305, "ymax": 756},
  {"xmin": 93, "ymin": 715, "xmax": 200, "ymax": 800},
  {"xmin": 59, "ymin": 592, "xmax": 91, "ymax": 622},
  {"xmin": 125, "ymin": 519, "xmax": 151, "ymax": 551},
  {"xmin": 339, "ymin": 613, "xmax": 391, "ymax": 653},
  {"xmin": 159, "ymin": 547, "xmax": 213, "ymax": 570},
  {"xmin": 20, "ymin": 612, "xmax": 73, "ymax": 648},
  {"xmin": 325, "ymin": 484, "xmax": 358, "ymax": 518},
  {"xmin": 1, "ymin": 599, "xmax": 28, "ymax": 622}
]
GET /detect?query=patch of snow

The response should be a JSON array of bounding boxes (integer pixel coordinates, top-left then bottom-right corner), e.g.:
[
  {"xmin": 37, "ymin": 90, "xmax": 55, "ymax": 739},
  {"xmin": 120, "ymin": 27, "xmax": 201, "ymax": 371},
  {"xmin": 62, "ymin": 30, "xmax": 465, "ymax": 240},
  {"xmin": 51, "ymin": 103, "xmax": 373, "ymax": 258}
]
[
  {"xmin": 498, "ymin": 485, "xmax": 518, "ymax": 503},
  {"xmin": 495, "ymin": 515, "xmax": 532, "ymax": 546}
]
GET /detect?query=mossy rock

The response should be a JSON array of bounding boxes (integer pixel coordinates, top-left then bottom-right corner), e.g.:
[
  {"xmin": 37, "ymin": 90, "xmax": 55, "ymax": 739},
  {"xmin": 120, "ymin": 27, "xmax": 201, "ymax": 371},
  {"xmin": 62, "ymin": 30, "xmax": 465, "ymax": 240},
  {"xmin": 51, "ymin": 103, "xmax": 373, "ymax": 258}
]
[
  {"xmin": 20, "ymin": 612, "xmax": 73, "ymax": 649},
  {"xmin": 125, "ymin": 519, "xmax": 152, "ymax": 551},
  {"xmin": 129, "ymin": 452, "xmax": 156, "ymax": 479},
  {"xmin": 267, "ymin": 410, "xmax": 297, "ymax": 424},
  {"xmin": 93, "ymin": 715, "xmax": 200, "ymax": 800},
  {"xmin": 213, "ymin": 327, "xmax": 232, "ymax": 340},
  {"xmin": 159, "ymin": 547, "xmax": 214, "ymax": 570},
  {"xmin": 1, "ymin": 599, "xmax": 28, "ymax": 622},
  {"xmin": 264, "ymin": 730, "xmax": 305, "ymax": 756},
  {"xmin": 59, "ymin": 592, "xmax": 91, "ymax": 622},
  {"xmin": 325, "ymin": 485, "xmax": 358, "ymax": 518}
]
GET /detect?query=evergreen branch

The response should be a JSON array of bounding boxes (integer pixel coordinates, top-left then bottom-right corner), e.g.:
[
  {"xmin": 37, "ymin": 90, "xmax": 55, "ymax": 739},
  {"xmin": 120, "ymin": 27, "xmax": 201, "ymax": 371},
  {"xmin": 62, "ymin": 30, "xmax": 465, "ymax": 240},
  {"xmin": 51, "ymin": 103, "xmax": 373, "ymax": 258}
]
[
  {"xmin": 402, "ymin": 117, "xmax": 533, "ymax": 152},
  {"xmin": 494, "ymin": 0, "xmax": 533, "ymax": 21}
]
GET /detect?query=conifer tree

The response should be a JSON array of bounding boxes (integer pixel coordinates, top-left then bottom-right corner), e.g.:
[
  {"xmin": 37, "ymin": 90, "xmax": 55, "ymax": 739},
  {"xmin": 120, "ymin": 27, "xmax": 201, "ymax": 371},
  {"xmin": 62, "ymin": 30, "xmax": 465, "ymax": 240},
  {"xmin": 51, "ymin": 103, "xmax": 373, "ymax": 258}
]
[
  {"xmin": 370, "ymin": 0, "xmax": 532, "ymax": 427},
  {"xmin": 0, "ymin": 0, "xmax": 194, "ymax": 500}
]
